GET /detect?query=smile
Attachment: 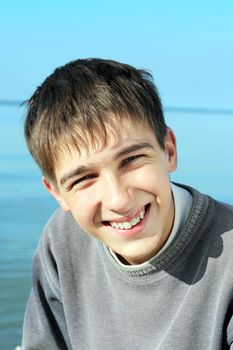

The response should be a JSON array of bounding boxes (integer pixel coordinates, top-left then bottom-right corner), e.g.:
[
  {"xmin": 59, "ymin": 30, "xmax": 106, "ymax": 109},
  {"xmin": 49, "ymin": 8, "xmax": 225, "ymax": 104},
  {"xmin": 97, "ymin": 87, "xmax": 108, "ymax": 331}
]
[
  {"xmin": 105, "ymin": 204, "xmax": 150, "ymax": 238},
  {"xmin": 109, "ymin": 207, "xmax": 145, "ymax": 230}
]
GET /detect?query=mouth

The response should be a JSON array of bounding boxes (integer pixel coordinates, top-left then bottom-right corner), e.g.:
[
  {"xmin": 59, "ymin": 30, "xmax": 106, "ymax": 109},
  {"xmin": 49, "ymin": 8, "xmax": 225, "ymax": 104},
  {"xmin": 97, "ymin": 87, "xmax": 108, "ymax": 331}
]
[{"xmin": 103, "ymin": 204, "xmax": 150, "ymax": 236}]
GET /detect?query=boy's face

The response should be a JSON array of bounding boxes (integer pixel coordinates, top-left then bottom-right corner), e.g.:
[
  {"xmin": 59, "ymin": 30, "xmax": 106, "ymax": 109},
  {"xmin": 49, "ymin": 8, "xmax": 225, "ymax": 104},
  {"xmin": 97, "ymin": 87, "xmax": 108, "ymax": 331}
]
[{"xmin": 44, "ymin": 119, "xmax": 177, "ymax": 265}]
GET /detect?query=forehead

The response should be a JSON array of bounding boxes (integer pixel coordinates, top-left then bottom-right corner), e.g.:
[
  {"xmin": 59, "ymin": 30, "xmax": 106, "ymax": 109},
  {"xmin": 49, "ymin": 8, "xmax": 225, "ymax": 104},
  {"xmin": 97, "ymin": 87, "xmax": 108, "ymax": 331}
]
[{"xmin": 55, "ymin": 119, "xmax": 158, "ymax": 181}]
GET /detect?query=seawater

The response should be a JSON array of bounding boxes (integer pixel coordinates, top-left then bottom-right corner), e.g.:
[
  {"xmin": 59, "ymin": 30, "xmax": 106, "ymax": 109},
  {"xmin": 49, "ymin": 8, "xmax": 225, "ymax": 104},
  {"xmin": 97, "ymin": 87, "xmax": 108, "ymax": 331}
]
[{"xmin": 0, "ymin": 106, "xmax": 232, "ymax": 350}]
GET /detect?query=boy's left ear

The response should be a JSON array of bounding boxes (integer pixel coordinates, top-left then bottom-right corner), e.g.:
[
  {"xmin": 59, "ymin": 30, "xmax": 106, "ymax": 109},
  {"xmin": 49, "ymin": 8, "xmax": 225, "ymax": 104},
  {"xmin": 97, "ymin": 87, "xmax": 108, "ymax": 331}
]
[
  {"xmin": 164, "ymin": 128, "xmax": 177, "ymax": 172},
  {"xmin": 42, "ymin": 177, "xmax": 70, "ymax": 211}
]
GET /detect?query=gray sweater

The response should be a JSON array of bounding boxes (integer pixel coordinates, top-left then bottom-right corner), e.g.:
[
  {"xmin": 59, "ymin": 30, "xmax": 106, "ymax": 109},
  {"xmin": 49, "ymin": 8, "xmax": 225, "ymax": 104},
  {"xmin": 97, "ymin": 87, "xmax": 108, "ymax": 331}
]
[{"xmin": 22, "ymin": 184, "xmax": 233, "ymax": 349}]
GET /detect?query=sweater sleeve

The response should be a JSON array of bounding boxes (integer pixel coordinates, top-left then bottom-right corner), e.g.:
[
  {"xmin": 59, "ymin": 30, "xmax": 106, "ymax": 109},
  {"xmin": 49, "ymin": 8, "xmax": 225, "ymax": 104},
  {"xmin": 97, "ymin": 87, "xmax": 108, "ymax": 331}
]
[
  {"xmin": 22, "ymin": 234, "xmax": 72, "ymax": 350},
  {"xmin": 227, "ymin": 311, "xmax": 233, "ymax": 349}
]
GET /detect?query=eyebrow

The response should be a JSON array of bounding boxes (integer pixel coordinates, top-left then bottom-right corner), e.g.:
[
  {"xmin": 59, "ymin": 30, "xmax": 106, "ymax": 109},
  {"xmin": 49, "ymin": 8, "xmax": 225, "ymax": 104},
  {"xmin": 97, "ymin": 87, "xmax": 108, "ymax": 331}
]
[
  {"xmin": 60, "ymin": 165, "xmax": 93, "ymax": 187},
  {"xmin": 59, "ymin": 142, "xmax": 154, "ymax": 187},
  {"xmin": 116, "ymin": 142, "xmax": 154, "ymax": 158}
]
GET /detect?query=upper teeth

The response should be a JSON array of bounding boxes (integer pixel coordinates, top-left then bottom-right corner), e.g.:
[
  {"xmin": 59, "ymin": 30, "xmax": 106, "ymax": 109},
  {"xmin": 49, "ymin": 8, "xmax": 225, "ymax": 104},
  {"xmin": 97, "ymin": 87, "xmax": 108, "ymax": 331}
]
[{"xmin": 110, "ymin": 208, "xmax": 145, "ymax": 230}]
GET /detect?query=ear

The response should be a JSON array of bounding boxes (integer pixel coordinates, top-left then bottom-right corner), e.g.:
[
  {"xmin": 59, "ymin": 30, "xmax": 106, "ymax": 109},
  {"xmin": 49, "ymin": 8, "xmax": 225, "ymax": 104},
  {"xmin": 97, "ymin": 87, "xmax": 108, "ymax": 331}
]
[
  {"xmin": 164, "ymin": 128, "xmax": 177, "ymax": 173},
  {"xmin": 42, "ymin": 176, "xmax": 70, "ymax": 211}
]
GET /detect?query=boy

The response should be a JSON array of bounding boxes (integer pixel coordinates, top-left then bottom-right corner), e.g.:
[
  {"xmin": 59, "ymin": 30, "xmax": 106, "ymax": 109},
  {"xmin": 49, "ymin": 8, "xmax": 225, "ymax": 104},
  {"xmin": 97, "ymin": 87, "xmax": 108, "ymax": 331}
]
[{"xmin": 22, "ymin": 58, "xmax": 233, "ymax": 349}]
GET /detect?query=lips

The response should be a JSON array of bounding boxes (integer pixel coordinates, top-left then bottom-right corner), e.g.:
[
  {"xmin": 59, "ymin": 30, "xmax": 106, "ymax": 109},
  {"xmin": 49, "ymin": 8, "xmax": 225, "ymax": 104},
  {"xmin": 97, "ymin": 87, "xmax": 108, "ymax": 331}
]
[
  {"xmin": 103, "ymin": 204, "xmax": 150, "ymax": 237},
  {"xmin": 109, "ymin": 207, "xmax": 145, "ymax": 229}
]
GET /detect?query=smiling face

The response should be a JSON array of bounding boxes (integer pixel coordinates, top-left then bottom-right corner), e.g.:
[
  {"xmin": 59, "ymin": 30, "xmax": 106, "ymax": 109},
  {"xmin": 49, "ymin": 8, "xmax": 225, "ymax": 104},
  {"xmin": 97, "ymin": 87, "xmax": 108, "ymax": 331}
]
[{"xmin": 43, "ymin": 119, "xmax": 177, "ymax": 265}]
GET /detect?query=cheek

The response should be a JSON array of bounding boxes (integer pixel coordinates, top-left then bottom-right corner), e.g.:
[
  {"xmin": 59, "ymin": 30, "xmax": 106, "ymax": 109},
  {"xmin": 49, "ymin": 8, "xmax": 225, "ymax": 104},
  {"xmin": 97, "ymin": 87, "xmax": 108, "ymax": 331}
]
[
  {"xmin": 69, "ymin": 190, "xmax": 99, "ymax": 228},
  {"xmin": 128, "ymin": 165, "xmax": 170, "ymax": 192}
]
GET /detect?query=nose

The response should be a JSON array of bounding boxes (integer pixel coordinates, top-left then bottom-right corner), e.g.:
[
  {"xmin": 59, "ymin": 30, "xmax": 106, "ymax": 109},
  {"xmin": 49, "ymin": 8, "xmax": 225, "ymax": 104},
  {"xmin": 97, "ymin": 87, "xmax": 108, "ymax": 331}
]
[{"xmin": 100, "ymin": 173, "xmax": 132, "ymax": 214}]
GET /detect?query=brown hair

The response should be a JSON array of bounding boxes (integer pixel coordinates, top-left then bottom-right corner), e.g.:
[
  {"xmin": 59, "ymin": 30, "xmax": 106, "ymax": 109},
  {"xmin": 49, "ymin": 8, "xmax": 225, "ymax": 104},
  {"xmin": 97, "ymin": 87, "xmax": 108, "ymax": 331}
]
[{"xmin": 24, "ymin": 58, "xmax": 167, "ymax": 182}]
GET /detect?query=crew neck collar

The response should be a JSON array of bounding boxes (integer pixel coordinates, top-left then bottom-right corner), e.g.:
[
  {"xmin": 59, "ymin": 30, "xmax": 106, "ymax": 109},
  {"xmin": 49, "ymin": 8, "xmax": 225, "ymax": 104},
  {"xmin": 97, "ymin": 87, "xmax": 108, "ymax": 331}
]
[{"xmin": 102, "ymin": 184, "xmax": 211, "ymax": 279}]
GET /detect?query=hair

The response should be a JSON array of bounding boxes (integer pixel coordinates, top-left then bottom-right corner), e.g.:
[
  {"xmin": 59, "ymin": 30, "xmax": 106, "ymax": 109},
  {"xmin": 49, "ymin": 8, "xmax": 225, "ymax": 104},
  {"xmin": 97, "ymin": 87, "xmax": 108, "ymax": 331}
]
[{"xmin": 24, "ymin": 58, "xmax": 167, "ymax": 183}]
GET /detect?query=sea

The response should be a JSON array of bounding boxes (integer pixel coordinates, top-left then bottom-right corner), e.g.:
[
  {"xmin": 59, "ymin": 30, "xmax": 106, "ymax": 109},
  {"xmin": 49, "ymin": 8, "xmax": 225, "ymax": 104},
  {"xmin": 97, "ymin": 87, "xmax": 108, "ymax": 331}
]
[{"xmin": 0, "ymin": 105, "xmax": 233, "ymax": 350}]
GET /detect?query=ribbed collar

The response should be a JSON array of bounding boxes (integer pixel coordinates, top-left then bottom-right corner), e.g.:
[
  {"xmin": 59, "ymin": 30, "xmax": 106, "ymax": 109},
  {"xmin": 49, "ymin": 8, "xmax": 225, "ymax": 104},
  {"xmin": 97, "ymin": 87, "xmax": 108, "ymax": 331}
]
[{"xmin": 102, "ymin": 183, "xmax": 212, "ymax": 278}]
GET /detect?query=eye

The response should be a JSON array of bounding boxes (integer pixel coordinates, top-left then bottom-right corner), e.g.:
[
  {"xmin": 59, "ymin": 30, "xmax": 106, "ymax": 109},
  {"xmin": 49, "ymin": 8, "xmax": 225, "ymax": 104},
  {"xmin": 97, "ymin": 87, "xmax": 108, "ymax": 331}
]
[
  {"xmin": 68, "ymin": 174, "xmax": 97, "ymax": 190},
  {"xmin": 121, "ymin": 154, "xmax": 144, "ymax": 167}
]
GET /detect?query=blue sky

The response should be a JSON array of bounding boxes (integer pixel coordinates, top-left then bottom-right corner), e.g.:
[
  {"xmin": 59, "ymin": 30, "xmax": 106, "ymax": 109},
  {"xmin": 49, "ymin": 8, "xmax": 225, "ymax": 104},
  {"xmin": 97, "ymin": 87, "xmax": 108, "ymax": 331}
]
[
  {"xmin": 1, "ymin": 0, "xmax": 233, "ymax": 109},
  {"xmin": 0, "ymin": 0, "xmax": 233, "ymax": 201}
]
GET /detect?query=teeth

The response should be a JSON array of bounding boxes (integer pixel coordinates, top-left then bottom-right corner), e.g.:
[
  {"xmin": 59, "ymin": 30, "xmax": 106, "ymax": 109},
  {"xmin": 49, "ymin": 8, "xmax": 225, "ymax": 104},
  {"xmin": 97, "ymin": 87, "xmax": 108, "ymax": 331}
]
[
  {"xmin": 131, "ymin": 217, "xmax": 139, "ymax": 226},
  {"xmin": 122, "ymin": 222, "xmax": 132, "ymax": 229},
  {"xmin": 110, "ymin": 207, "xmax": 146, "ymax": 230}
]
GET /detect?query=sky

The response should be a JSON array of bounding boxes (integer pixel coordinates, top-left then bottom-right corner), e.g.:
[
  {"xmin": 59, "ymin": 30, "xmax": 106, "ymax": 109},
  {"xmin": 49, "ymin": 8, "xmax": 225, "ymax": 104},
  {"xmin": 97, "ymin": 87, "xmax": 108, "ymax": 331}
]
[
  {"xmin": 1, "ymin": 0, "xmax": 233, "ymax": 110},
  {"xmin": 0, "ymin": 0, "xmax": 233, "ymax": 201}
]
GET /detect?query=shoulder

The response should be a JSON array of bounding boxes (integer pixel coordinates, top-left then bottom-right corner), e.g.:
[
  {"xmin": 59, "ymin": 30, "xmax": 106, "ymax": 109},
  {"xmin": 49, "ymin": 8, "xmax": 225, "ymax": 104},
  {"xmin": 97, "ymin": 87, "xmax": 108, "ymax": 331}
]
[
  {"xmin": 212, "ymin": 198, "xmax": 233, "ymax": 220},
  {"xmin": 176, "ymin": 182, "xmax": 233, "ymax": 222},
  {"xmin": 210, "ymin": 199, "xmax": 233, "ymax": 244},
  {"xmin": 31, "ymin": 208, "xmax": 99, "ymax": 295},
  {"xmin": 37, "ymin": 208, "xmax": 93, "ymax": 265},
  {"xmin": 175, "ymin": 182, "xmax": 233, "ymax": 241},
  {"xmin": 44, "ymin": 207, "xmax": 79, "ymax": 239},
  {"xmin": 43, "ymin": 207, "xmax": 88, "ymax": 241},
  {"xmin": 189, "ymin": 185, "xmax": 233, "ymax": 252}
]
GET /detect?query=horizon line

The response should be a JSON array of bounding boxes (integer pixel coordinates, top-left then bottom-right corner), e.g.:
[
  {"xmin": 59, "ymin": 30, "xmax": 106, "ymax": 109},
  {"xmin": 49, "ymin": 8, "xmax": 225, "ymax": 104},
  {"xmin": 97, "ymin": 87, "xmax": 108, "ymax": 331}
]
[{"xmin": 0, "ymin": 99, "xmax": 233, "ymax": 115}]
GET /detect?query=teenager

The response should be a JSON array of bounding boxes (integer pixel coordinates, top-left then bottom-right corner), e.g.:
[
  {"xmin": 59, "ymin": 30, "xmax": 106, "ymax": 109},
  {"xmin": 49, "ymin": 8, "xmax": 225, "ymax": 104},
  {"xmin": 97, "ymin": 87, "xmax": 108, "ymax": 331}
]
[{"xmin": 22, "ymin": 58, "xmax": 233, "ymax": 349}]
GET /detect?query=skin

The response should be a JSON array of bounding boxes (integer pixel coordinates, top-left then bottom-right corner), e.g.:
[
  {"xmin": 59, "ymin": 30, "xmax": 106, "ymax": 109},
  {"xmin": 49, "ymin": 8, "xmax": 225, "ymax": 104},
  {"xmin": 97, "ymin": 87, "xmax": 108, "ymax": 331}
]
[{"xmin": 43, "ymin": 119, "xmax": 177, "ymax": 265}]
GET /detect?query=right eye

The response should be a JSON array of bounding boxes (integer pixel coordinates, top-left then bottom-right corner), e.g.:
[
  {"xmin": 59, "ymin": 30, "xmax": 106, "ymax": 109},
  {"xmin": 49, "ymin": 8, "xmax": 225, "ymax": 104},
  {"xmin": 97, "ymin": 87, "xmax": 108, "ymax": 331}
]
[{"xmin": 68, "ymin": 174, "xmax": 97, "ymax": 190}]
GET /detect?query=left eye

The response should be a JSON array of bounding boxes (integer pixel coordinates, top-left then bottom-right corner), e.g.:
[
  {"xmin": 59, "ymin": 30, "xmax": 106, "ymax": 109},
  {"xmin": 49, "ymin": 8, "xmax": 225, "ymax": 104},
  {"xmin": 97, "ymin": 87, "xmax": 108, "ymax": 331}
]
[{"xmin": 122, "ymin": 155, "xmax": 143, "ymax": 166}]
